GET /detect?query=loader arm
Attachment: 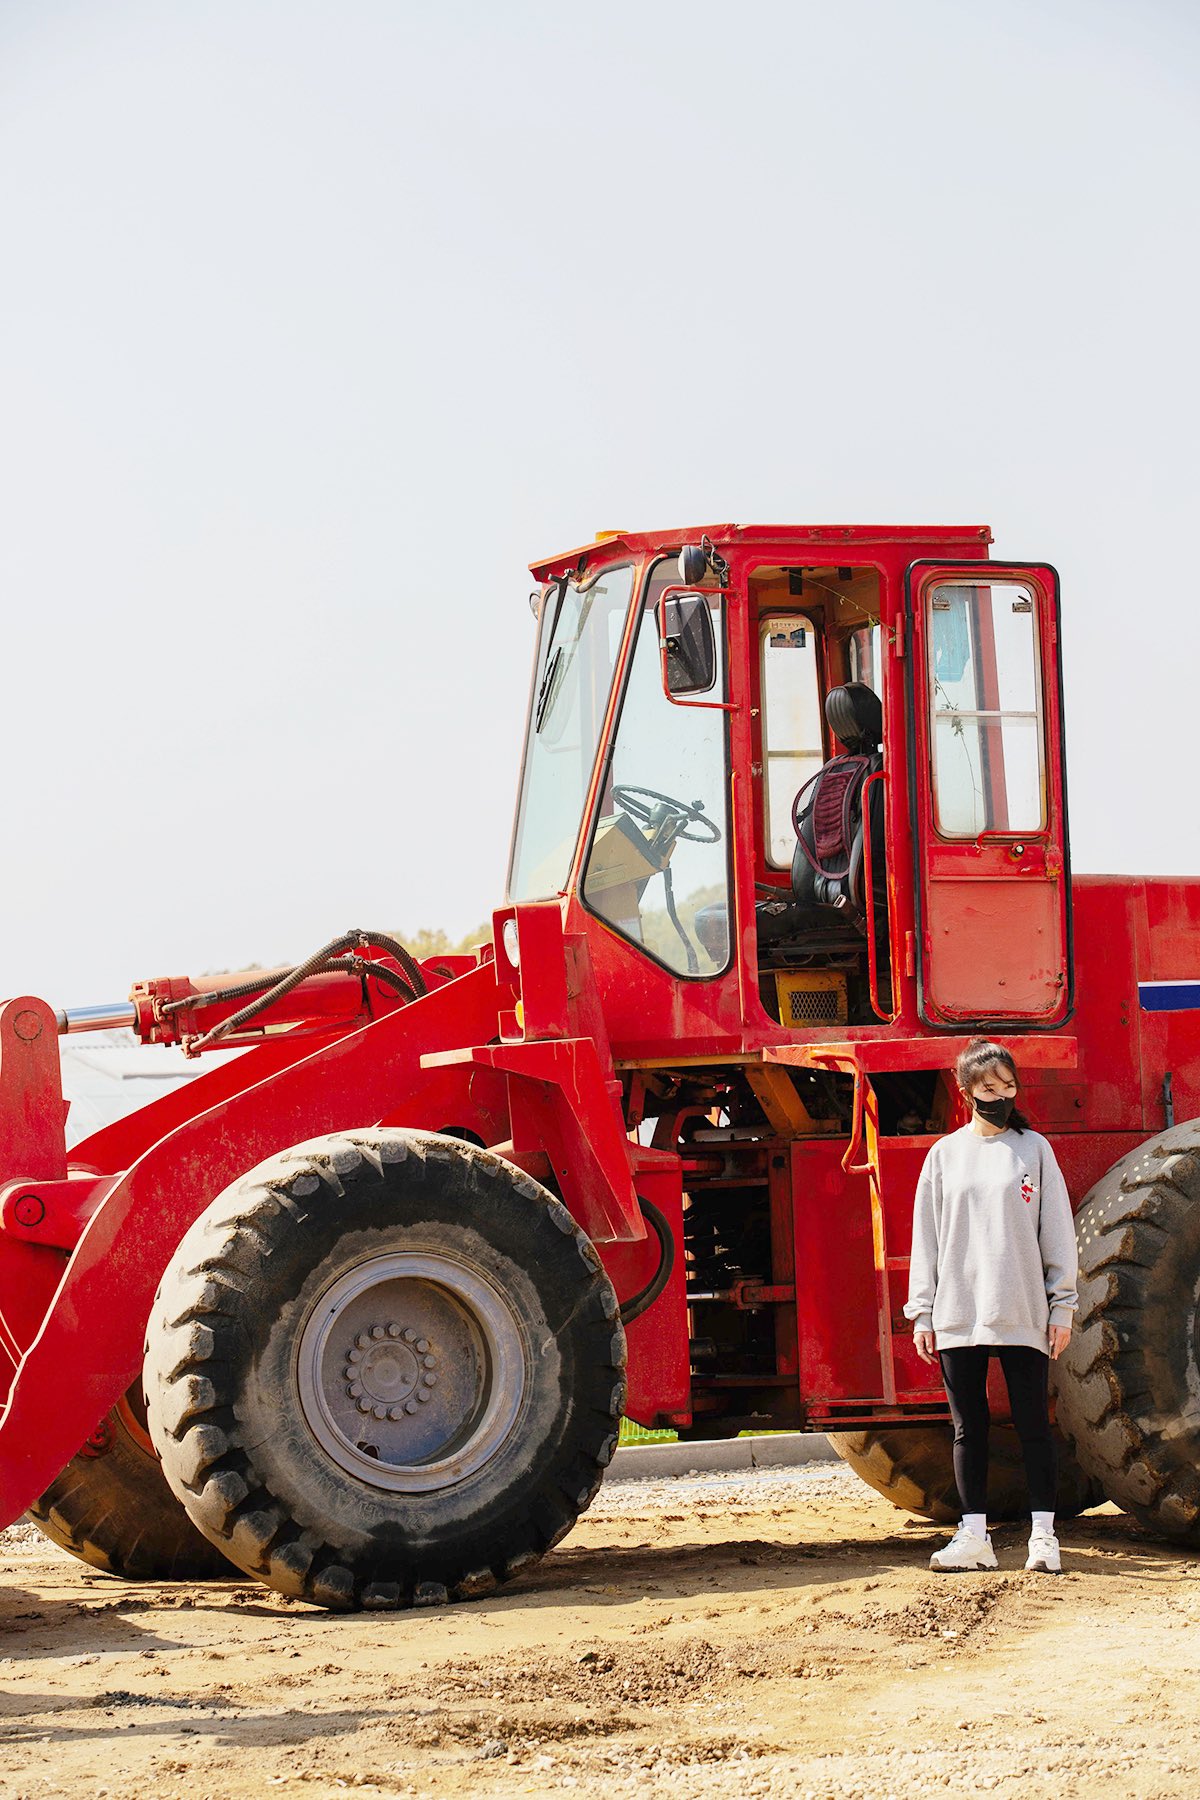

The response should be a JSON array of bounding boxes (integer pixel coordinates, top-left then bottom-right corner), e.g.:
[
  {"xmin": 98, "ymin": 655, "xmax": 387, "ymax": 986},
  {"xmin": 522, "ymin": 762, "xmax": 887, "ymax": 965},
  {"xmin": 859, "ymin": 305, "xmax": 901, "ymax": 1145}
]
[
  {"xmin": 0, "ymin": 906, "xmax": 659, "ymax": 1528},
  {"xmin": 0, "ymin": 963, "xmax": 506, "ymax": 1527}
]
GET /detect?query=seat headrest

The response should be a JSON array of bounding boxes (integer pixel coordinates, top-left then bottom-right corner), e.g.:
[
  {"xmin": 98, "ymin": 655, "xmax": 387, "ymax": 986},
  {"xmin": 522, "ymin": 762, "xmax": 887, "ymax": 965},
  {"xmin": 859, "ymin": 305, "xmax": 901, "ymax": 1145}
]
[{"xmin": 825, "ymin": 682, "xmax": 882, "ymax": 753}]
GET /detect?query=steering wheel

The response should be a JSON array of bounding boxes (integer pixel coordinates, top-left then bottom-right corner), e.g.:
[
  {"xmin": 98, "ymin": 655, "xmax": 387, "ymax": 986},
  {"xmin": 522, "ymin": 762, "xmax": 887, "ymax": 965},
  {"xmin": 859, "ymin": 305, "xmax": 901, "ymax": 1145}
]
[{"xmin": 611, "ymin": 784, "xmax": 722, "ymax": 844}]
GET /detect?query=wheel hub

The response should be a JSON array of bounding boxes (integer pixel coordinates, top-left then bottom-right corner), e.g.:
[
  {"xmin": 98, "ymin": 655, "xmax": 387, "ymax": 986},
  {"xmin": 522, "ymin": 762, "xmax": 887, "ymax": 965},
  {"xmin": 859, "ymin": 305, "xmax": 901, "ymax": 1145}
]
[
  {"xmin": 344, "ymin": 1323, "xmax": 439, "ymax": 1418},
  {"xmin": 297, "ymin": 1251, "xmax": 528, "ymax": 1493}
]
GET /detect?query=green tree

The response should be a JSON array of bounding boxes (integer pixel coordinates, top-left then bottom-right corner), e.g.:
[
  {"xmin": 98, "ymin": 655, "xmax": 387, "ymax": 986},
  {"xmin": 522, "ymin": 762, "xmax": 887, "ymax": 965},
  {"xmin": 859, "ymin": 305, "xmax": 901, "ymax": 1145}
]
[{"xmin": 395, "ymin": 922, "xmax": 491, "ymax": 960}]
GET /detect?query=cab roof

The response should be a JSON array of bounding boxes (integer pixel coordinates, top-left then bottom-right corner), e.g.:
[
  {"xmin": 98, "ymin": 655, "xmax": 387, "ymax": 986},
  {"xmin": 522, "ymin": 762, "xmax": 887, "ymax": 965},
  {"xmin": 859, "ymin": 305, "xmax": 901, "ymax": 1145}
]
[{"xmin": 529, "ymin": 522, "xmax": 993, "ymax": 582}]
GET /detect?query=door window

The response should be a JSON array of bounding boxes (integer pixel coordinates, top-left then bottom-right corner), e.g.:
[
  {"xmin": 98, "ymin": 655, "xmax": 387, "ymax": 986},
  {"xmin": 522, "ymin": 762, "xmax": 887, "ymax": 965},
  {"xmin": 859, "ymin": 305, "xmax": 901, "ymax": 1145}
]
[
  {"xmin": 582, "ymin": 566, "xmax": 730, "ymax": 976},
  {"xmin": 927, "ymin": 581, "xmax": 1044, "ymax": 837},
  {"xmin": 760, "ymin": 614, "xmax": 822, "ymax": 867}
]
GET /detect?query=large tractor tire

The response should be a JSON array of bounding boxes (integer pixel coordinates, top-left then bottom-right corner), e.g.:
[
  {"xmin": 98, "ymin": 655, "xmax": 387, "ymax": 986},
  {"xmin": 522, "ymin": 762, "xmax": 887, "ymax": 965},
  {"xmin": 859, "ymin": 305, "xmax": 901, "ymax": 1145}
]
[
  {"xmin": 1053, "ymin": 1122, "xmax": 1200, "ymax": 1542},
  {"xmin": 828, "ymin": 1421, "xmax": 1103, "ymax": 1524},
  {"xmin": 144, "ymin": 1131, "xmax": 626, "ymax": 1610},
  {"xmin": 27, "ymin": 1385, "xmax": 235, "ymax": 1580}
]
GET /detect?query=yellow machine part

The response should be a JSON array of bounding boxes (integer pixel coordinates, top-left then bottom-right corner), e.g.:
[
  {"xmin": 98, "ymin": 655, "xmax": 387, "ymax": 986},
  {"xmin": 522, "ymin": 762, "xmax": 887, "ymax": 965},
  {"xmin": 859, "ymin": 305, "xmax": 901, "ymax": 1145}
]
[{"xmin": 775, "ymin": 970, "xmax": 849, "ymax": 1027}]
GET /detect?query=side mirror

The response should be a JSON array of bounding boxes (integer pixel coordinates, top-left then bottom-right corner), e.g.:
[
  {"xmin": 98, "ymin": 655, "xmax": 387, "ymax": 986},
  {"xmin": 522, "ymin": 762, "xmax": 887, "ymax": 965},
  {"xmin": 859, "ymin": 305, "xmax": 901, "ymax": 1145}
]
[{"xmin": 658, "ymin": 592, "xmax": 717, "ymax": 696}]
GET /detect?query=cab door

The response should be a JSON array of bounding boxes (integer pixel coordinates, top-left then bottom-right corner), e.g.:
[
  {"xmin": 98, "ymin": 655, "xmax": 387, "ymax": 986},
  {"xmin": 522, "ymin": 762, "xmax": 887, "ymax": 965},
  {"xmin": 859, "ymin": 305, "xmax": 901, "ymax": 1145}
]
[{"xmin": 905, "ymin": 561, "xmax": 1072, "ymax": 1027}]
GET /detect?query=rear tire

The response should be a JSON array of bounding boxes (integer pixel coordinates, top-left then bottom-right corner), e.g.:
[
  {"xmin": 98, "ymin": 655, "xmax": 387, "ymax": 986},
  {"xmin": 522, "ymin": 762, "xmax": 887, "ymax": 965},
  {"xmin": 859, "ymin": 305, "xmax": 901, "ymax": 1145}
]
[
  {"xmin": 1053, "ymin": 1123, "xmax": 1200, "ymax": 1541},
  {"xmin": 28, "ymin": 1386, "xmax": 234, "ymax": 1580},
  {"xmin": 145, "ymin": 1131, "xmax": 626, "ymax": 1610},
  {"xmin": 828, "ymin": 1421, "xmax": 1103, "ymax": 1524}
]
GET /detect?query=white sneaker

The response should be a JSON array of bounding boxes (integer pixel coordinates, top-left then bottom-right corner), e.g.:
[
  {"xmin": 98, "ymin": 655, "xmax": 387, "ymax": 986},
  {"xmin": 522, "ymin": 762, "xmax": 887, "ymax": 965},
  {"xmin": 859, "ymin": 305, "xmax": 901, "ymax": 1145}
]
[
  {"xmin": 929, "ymin": 1524, "xmax": 998, "ymax": 1571},
  {"xmin": 1025, "ymin": 1527, "xmax": 1061, "ymax": 1573}
]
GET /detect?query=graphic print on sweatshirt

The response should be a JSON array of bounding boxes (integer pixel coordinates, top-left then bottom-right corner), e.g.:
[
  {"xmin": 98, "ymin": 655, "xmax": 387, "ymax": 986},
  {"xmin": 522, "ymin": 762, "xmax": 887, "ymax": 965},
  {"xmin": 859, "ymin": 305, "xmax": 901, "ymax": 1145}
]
[{"xmin": 1021, "ymin": 1172, "xmax": 1036, "ymax": 1205}]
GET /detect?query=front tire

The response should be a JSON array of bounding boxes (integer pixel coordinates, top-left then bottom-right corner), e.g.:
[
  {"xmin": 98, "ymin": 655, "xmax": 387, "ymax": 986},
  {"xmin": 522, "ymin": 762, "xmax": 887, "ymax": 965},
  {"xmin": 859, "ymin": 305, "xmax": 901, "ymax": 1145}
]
[{"xmin": 144, "ymin": 1131, "xmax": 626, "ymax": 1609}]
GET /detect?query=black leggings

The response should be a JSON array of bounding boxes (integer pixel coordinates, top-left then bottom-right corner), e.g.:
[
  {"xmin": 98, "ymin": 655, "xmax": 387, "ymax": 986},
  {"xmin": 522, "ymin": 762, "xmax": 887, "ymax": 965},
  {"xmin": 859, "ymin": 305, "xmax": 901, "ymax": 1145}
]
[{"xmin": 938, "ymin": 1345, "xmax": 1056, "ymax": 1515}]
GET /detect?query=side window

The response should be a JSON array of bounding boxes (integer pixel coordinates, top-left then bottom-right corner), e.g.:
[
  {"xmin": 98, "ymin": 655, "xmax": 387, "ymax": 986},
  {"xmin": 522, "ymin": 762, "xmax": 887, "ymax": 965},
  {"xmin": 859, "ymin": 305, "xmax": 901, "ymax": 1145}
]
[
  {"xmin": 928, "ymin": 581, "xmax": 1044, "ymax": 836},
  {"xmin": 582, "ymin": 565, "xmax": 730, "ymax": 976},
  {"xmin": 760, "ymin": 614, "xmax": 821, "ymax": 867}
]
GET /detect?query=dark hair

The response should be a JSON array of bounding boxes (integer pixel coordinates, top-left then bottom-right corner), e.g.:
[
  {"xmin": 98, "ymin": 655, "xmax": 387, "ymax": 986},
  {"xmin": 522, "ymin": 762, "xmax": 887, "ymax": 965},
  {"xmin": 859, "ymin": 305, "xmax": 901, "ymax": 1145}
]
[{"xmin": 954, "ymin": 1036, "xmax": 1030, "ymax": 1134}]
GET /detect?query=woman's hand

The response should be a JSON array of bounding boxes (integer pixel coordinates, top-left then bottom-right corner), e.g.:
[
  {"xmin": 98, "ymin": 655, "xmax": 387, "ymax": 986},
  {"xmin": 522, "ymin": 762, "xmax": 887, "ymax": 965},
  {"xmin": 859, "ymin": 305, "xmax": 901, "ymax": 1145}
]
[
  {"xmin": 914, "ymin": 1329, "xmax": 937, "ymax": 1364},
  {"xmin": 1048, "ymin": 1323, "xmax": 1071, "ymax": 1361}
]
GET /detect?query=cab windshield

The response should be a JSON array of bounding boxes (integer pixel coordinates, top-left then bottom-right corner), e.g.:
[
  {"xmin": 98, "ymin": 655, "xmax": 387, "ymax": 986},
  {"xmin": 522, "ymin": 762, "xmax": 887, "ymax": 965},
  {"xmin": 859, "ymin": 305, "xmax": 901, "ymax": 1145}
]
[{"xmin": 508, "ymin": 564, "xmax": 635, "ymax": 902}]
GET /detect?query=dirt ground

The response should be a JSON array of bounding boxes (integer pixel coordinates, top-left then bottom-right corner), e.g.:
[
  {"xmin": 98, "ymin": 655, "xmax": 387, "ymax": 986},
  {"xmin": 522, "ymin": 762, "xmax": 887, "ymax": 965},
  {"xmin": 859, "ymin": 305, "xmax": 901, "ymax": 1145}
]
[{"xmin": 2, "ymin": 1460, "xmax": 1199, "ymax": 1800}]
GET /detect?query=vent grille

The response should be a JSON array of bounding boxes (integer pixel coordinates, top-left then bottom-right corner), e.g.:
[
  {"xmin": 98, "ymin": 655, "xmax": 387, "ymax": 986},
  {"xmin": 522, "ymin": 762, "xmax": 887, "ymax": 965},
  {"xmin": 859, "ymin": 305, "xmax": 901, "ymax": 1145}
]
[{"xmin": 775, "ymin": 972, "xmax": 849, "ymax": 1027}]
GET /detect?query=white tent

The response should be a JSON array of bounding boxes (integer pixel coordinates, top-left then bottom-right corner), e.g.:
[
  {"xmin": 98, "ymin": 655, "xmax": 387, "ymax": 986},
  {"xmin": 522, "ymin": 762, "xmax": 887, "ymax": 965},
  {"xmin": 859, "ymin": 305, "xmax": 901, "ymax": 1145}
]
[{"xmin": 59, "ymin": 1030, "xmax": 243, "ymax": 1149}]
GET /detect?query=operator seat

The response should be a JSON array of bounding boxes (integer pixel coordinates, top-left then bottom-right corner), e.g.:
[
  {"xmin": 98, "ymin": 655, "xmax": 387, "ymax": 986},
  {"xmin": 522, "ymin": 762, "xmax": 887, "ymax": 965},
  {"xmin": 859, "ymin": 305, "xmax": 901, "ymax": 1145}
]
[
  {"xmin": 789, "ymin": 682, "xmax": 886, "ymax": 931},
  {"xmin": 694, "ymin": 681, "xmax": 887, "ymax": 964}
]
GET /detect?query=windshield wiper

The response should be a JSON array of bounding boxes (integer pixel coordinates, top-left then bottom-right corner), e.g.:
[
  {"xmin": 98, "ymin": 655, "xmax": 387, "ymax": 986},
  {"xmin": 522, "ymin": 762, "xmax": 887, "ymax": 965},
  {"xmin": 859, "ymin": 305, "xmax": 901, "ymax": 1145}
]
[
  {"xmin": 534, "ymin": 645, "xmax": 564, "ymax": 733},
  {"xmin": 532, "ymin": 578, "xmax": 569, "ymax": 735}
]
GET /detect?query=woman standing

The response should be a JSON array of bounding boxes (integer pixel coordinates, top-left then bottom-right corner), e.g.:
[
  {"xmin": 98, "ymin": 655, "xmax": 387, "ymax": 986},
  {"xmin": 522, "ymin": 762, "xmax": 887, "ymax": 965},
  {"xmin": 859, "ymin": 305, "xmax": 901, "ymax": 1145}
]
[{"xmin": 904, "ymin": 1038, "xmax": 1078, "ymax": 1573}]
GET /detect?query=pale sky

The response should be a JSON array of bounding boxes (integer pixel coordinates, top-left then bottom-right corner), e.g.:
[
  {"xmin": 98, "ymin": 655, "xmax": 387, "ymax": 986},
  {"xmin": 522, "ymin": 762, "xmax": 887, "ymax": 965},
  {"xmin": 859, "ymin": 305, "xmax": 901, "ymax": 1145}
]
[{"xmin": 1, "ymin": 0, "xmax": 1197, "ymax": 1004}]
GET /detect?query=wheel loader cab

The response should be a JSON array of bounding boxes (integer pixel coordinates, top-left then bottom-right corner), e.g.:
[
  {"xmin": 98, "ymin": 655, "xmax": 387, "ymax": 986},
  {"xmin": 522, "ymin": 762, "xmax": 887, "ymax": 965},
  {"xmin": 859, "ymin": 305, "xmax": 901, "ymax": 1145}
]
[
  {"xmin": 509, "ymin": 546, "xmax": 893, "ymax": 1010},
  {"xmin": 511, "ymin": 529, "xmax": 1072, "ymax": 1045}
]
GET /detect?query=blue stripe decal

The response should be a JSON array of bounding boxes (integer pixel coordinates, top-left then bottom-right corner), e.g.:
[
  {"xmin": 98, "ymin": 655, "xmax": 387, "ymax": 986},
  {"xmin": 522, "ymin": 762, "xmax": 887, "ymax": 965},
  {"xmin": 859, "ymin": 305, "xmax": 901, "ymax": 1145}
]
[{"xmin": 1139, "ymin": 981, "xmax": 1200, "ymax": 1013}]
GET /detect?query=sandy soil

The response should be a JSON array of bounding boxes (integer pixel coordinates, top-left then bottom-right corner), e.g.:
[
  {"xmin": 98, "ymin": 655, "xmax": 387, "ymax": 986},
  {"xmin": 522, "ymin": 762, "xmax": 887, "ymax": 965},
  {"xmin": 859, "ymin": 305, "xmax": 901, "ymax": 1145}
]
[{"xmin": 1, "ymin": 1461, "xmax": 1198, "ymax": 1799}]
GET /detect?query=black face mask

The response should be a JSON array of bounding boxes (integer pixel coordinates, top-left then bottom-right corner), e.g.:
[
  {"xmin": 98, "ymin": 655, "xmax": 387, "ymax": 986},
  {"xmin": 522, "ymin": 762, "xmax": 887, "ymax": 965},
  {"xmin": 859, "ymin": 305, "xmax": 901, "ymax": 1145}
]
[{"xmin": 973, "ymin": 1093, "xmax": 1015, "ymax": 1128}]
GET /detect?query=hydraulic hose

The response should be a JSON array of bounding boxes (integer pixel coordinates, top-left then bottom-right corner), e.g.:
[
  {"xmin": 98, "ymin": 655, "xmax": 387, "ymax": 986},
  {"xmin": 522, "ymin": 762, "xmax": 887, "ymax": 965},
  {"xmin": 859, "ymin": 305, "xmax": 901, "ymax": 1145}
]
[
  {"xmin": 161, "ymin": 969, "xmax": 301, "ymax": 1015},
  {"xmin": 163, "ymin": 953, "xmax": 418, "ymax": 1019},
  {"xmin": 189, "ymin": 928, "xmax": 427, "ymax": 1051},
  {"xmin": 619, "ymin": 1196, "xmax": 676, "ymax": 1326}
]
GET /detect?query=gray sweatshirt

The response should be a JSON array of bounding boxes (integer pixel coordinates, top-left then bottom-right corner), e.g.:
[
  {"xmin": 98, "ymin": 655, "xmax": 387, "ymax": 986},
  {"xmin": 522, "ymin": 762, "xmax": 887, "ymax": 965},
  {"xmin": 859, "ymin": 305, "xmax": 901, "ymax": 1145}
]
[{"xmin": 903, "ymin": 1125, "xmax": 1078, "ymax": 1352}]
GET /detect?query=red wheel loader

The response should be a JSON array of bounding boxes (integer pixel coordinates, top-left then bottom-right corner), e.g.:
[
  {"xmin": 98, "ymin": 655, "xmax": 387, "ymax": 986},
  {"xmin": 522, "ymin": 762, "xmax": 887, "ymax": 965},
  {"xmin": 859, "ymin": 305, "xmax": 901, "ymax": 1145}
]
[{"xmin": 3, "ymin": 522, "xmax": 1199, "ymax": 1607}]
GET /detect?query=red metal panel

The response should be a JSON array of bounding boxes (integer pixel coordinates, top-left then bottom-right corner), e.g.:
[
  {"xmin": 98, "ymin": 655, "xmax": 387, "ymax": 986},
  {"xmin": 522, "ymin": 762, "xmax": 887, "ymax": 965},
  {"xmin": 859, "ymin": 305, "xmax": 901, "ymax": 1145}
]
[
  {"xmin": 792, "ymin": 1139, "xmax": 880, "ymax": 1404},
  {"xmin": 923, "ymin": 878, "xmax": 1064, "ymax": 1015},
  {"xmin": 599, "ymin": 1159, "xmax": 690, "ymax": 1428},
  {"xmin": 0, "ymin": 999, "xmax": 67, "ymax": 1183},
  {"xmin": 1038, "ymin": 876, "xmax": 1144, "ymax": 1134},
  {"xmin": 874, "ymin": 1137, "xmax": 945, "ymax": 1403},
  {"xmin": 1137, "ymin": 878, "xmax": 1200, "ymax": 1128},
  {"xmin": 1050, "ymin": 1131, "xmax": 1147, "ymax": 1209},
  {"xmin": 768, "ymin": 1033, "xmax": 1077, "ymax": 1074},
  {"xmin": 529, "ymin": 523, "xmax": 993, "ymax": 586},
  {"xmin": 0, "ymin": 999, "xmax": 71, "ymax": 1407},
  {"xmin": 443, "ymin": 1037, "xmax": 645, "ymax": 1243}
]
